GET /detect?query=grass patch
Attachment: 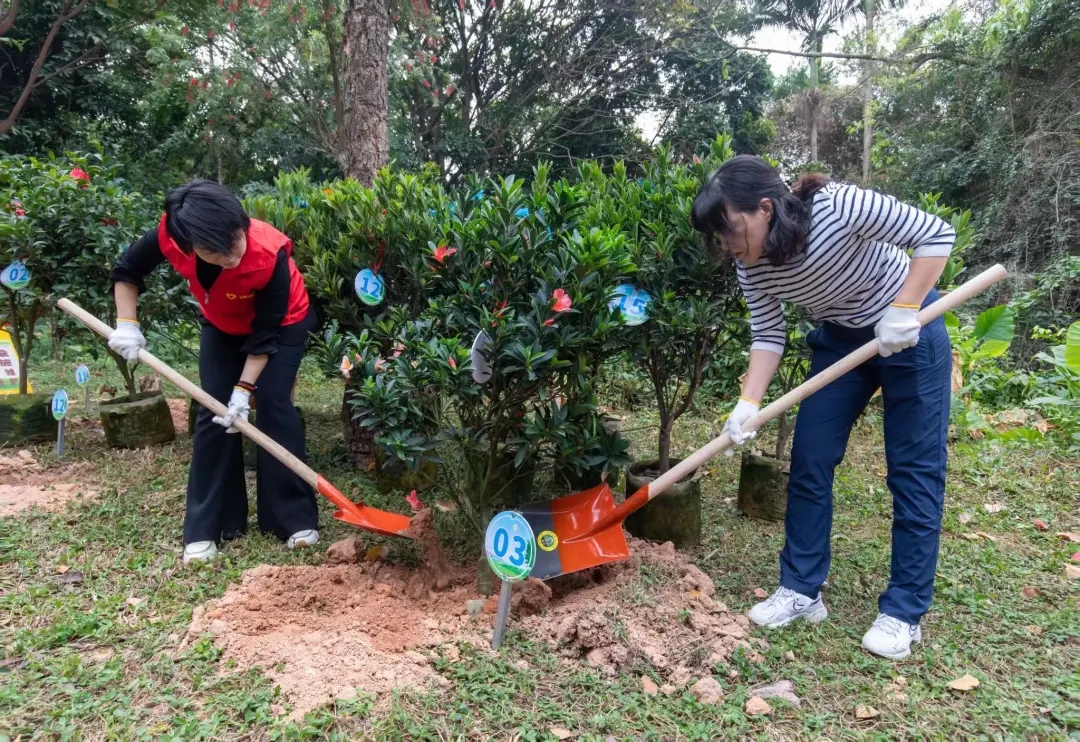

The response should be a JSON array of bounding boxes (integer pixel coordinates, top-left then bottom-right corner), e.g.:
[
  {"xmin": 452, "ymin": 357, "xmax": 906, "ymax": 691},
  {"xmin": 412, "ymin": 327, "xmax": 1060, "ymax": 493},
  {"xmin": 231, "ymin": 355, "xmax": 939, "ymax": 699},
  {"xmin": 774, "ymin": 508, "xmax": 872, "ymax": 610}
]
[{"xmin": 1, "ymin": 373, "xmax": 1078, "ymax": 739}]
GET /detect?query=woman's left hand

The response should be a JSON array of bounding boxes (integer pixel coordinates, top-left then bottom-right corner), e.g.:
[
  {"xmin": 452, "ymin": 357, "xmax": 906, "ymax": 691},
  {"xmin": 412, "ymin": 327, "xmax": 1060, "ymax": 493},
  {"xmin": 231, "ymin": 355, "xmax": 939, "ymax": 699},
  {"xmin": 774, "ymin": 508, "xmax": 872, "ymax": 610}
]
[
  {"xmin": 875, "ymin": 305, "xmax": 922, "ymax": 357},
  {"xmin": 213, "ymin": 387, "xmax": 251, "ymax": 433}
]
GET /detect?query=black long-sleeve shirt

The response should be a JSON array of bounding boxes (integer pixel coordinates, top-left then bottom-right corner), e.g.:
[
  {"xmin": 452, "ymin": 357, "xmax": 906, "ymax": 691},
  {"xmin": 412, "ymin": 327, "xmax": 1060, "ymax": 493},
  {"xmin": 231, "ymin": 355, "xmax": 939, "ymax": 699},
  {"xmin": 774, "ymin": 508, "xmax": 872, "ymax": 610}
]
[{"xmin": 110, "ymin": 228, "xmax": 289, "ymax": 355}]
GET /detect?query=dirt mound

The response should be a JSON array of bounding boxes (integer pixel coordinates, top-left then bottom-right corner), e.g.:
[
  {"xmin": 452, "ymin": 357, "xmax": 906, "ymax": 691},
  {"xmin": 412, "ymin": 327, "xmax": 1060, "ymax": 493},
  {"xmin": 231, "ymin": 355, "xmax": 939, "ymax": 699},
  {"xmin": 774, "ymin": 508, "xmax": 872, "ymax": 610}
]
[
  {"xmin": 182, "ymin": 560, "xmax": 488, "ymax": 719},
  {"xmin": 522, "ymin": 539, "xmax": 759, "ymax": 678},
  {"xmin": 166, "ymin": 398, "xmax": 189, "ymax": 433},
  {"xmin": 0, "ymin": 451, "xmax": 95, "ymax": 517},
  {"xmin": 184, "ymin": 536, "xmax": 758, "ymax": 720}
]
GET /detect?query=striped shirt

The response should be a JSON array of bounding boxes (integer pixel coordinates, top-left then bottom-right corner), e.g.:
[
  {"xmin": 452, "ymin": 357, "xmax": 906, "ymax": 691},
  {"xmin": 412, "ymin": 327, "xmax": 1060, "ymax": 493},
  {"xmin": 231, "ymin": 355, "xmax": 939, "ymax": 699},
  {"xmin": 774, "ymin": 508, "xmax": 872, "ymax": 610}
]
[{"xmin": 739, "ymin": 182, "xmax": 956, "ymax": 355}]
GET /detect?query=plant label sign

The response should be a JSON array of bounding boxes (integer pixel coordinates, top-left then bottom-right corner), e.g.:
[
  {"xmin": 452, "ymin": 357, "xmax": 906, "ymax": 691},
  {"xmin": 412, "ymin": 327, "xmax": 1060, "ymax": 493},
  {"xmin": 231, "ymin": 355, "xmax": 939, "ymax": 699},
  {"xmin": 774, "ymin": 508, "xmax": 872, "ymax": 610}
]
[
  {"xmin": 484, "ymin": 510, "xmax": 535, "ymax": 583},
  {"xmin": 51, "ymin": 389, "xmax": 69, "ymax": 421},
  {"xmin": 609, "ymin": 284, "xmax": 651, "ymax": 326},
  {"xmin": 0, "ymin": 330, "xmax": 28, "ymax": 394},
  {"xmin": 75, "ymin": 365, "xmax": 90, "ymax": 386},
  {"xmin": 354, "ymin": 268, "xmax": 385, "ymax": 306},
  {"xmin": 471, "ymin": 331, "xmax": 493, "ymax": 384},
  {"xmin": 1, "ymin": 261, "xmax": 30, "ymax": 291}
]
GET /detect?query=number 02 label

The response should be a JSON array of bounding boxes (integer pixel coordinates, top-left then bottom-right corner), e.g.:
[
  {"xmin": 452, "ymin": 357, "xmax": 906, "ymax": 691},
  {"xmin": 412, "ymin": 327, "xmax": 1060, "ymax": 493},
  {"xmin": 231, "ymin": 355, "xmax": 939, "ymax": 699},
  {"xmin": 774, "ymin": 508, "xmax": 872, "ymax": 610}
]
[{"xmin": 484, "ymin": 511, "xmax": 536, "ymax": 583}]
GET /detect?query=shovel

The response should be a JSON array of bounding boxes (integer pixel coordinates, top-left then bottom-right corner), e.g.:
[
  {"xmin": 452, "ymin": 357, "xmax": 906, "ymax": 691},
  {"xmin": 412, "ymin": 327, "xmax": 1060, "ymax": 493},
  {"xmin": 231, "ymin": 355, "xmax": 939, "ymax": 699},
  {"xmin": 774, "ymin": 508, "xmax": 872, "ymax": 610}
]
[
  {"xmin": 519, "ymin": 264, "xmax": 1009, "ymax": 579},
  {"xmin": 57, "ymin": 298, "xmax": 414, "ymax": 539}
]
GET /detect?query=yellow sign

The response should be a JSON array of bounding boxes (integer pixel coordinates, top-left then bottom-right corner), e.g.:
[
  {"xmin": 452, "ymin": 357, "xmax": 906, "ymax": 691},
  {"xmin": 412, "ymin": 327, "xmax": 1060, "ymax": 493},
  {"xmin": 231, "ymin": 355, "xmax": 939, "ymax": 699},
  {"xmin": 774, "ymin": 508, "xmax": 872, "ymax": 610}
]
[
  {"xmin": 537, "ymin": 530, "xmax": 559, "ymax": 552},
  {"xmin": 0, "ymin": 329, "xmax": 30, "ymax": 394}
]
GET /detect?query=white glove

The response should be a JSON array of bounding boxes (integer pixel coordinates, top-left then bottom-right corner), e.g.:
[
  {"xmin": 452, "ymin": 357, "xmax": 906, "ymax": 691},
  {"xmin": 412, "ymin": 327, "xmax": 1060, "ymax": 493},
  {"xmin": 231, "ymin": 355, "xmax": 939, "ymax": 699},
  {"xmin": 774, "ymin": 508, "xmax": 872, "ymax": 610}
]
[
  {"xmin": 212, "ymin": 387, "xmax": 251, "ymax": 434},
  {"xmin": 723, "ymin": 397, "xmax": 760, "ymax": 456},
  {"xmin": 108, "ymin": 319, "xmax": 146, "ymax": 362},
  {"xmin": 875, "ymin": 304, "xmax": 921, "ymax": 358}
]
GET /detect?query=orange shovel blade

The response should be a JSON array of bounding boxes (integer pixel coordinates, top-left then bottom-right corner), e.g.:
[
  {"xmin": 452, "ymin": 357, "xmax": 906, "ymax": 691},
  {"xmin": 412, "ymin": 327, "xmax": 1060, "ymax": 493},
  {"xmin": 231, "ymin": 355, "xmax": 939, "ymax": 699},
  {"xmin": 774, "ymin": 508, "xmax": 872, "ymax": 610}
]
[
  {"xmin": 317, "ymin": 476, "xmax": 414, "ymax": 538},
  {"xmin": 519, "ymin": 484, "xmax": 630, "ymax": 579}
]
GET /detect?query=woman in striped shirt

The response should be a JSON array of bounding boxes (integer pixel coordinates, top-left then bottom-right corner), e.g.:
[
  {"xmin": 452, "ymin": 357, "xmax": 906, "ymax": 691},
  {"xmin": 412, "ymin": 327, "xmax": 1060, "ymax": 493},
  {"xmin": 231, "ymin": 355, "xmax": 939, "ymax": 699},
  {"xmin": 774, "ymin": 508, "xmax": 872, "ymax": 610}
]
[{"xmin": 691, "ymin": 155, "xmax": 955, "ymax": 660}]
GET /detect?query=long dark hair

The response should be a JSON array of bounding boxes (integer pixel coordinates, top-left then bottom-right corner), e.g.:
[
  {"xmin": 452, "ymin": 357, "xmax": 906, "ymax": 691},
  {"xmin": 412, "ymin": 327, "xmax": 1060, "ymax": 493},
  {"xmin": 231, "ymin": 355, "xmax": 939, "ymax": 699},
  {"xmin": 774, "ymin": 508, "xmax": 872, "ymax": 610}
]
[{"xmin": 690, "ymin": 155, "xmax": 829, "ymax": 266}]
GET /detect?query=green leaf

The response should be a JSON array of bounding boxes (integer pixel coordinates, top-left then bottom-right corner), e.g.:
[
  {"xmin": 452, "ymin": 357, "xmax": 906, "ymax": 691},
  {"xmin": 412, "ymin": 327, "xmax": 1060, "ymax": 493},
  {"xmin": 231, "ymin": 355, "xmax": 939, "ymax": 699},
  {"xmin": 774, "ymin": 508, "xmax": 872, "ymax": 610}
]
[
  {"xmin": 943, "ymin": 311, "xmax": 960, "ymax": 329},
  {"xmin": 972, "ymin": 305, "xmax": 1014, "ymax": 357},
  {"xmin": 1065, "ymin": 321, "xmax": 1080, "ymax": 372}
]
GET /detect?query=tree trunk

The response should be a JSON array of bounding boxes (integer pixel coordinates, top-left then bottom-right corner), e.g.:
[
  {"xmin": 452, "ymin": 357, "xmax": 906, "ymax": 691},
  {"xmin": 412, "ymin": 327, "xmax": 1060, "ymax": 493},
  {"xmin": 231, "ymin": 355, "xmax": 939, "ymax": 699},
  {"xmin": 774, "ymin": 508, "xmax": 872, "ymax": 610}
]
[
  {"xmin": 342, "ymin": 0, "xmax": 390, "ymax": 184},
  {"xmin": 860, "ymin": 2, "xmax": 877, "ymax": 186},
  {"xmin": 657, "ymin": 418, "xmax": 673, "ymax": 474},
  {"xmin": 808, "ymin": 37, "xmax": 821, "ymax": 163}
]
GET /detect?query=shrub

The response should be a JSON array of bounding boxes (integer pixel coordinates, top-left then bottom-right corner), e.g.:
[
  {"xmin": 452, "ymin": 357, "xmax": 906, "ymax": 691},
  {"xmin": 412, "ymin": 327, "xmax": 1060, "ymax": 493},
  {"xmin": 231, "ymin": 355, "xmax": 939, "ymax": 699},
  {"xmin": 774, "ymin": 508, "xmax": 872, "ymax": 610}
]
[{"xmin": 0, "ymin": 153, "xmax": 174, "ymax": 398}]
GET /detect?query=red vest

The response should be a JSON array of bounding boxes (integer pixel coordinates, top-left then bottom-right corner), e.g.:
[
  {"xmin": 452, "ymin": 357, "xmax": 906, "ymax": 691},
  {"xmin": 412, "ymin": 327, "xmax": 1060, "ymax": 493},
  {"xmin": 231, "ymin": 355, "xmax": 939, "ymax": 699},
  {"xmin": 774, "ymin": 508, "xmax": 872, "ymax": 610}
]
[{"xmin": 157, "ymin": 216, "xmax": 310, "ymax": 336}]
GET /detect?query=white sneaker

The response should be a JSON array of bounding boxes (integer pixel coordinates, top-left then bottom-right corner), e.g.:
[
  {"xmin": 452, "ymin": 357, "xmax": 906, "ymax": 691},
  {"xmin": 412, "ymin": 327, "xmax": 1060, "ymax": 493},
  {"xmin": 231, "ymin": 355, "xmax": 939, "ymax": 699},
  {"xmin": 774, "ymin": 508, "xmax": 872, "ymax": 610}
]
[
  {"xmin": 287, "ymin": 529, "xmax": 319, "ymax": 549},
  {"xmin": 748, "ymin": 586, "xmax": 829, "ymax": 628},
  {"xmin": 183, "ymin": 541, "xmax": 217, "ymax": 565},
  {"xmin": 862, "ymin": 613, "xmax": 922, "ymax": 659}
]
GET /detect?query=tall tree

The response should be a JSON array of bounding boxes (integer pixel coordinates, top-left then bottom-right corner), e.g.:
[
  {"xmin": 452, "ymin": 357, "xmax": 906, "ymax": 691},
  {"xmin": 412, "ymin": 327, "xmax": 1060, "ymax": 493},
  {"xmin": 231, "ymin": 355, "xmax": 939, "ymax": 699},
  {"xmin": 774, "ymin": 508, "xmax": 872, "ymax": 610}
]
[
  {"xmin": 756, "ymin": 0, "xmax": 859, "ymax": 161},
  {"xmin": 342, "ymin": 0, "xmax": 389, "ymax": 183}
]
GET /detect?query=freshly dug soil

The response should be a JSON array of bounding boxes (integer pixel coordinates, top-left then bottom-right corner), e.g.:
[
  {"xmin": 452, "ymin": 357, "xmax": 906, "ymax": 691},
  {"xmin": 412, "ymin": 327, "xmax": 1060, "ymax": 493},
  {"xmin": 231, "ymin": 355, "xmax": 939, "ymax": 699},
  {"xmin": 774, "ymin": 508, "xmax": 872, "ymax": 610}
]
[
  {"xmin": 184, "ymin": 536, "xmax": 758, "ymax": 720},
  {"xmin": 402, "ymin": 508, "xmax": 451, "ymax": 593},
  {"xmin": 0, "ymin": 450, "xmax": 95, "ymax": 517}
]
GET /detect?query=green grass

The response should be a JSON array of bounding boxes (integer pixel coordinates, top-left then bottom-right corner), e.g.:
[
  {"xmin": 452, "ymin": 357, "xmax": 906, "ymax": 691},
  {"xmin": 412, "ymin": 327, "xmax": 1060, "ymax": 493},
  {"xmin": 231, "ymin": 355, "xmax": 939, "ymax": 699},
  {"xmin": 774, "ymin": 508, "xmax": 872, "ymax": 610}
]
[{"xmin": 1, "ymin": 369, "xmax": 1078, "ymax": 740}]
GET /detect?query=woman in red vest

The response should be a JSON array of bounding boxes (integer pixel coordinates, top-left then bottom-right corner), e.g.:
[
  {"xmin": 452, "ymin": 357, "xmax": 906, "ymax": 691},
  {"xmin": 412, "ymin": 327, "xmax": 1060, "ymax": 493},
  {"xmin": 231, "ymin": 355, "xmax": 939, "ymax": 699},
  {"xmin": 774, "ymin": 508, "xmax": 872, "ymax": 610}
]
[{"xmin": 108, "ymin": 180, "xmax": 318, "ymax": 565}]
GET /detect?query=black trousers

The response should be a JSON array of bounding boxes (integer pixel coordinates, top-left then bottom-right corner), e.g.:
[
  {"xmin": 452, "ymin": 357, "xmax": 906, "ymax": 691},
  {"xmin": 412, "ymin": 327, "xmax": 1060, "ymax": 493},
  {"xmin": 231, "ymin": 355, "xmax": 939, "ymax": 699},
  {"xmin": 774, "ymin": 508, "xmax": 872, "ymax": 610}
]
[{"xmin": 183, "ymin": 310, "xmax": 319, "ymax": 544}]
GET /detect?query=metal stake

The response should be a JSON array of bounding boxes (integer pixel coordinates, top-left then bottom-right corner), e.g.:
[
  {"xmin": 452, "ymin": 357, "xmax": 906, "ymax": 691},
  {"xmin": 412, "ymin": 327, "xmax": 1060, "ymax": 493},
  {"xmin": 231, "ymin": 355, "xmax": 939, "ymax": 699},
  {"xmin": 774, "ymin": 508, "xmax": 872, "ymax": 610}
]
[
  {"xmin": 492, "ymin": 579, "xmax": 513, "ymax": 649},
  {"xmin": 56, "ymin": 418, "xmax": 65, "ymax": 458},
  {"xmin": 84, "ymin": 385, "xmax": 90, "ymax": 414}
]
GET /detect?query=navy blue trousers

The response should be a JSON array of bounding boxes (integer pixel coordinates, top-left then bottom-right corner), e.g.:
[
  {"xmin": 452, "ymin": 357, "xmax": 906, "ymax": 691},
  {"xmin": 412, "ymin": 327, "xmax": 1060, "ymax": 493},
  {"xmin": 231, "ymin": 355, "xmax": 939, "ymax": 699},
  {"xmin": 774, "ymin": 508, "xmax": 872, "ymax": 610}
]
[{"xmin": 780, "ymin": 290, "xmax": 951, "ymax": 625}]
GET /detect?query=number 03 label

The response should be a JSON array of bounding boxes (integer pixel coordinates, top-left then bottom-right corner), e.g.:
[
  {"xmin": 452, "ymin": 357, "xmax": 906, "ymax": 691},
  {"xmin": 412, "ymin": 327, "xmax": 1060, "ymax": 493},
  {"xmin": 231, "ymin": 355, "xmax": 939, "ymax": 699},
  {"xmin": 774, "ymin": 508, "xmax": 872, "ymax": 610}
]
[{"xmin": 484, "ymin": 511, "xmax": 536, "ymax": 583}]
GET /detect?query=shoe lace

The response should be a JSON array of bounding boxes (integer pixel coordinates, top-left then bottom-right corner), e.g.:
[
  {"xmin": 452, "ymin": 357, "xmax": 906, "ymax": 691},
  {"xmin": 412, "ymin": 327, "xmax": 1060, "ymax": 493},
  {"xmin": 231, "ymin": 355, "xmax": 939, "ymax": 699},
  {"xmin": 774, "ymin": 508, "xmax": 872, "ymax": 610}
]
[
  {"xmin": 767, "ymin": 587, "xmax": 796, "ymax": 608},
  {"xmin": 874, "ymin": 614, "xmax": 905, "ymax": 638}
]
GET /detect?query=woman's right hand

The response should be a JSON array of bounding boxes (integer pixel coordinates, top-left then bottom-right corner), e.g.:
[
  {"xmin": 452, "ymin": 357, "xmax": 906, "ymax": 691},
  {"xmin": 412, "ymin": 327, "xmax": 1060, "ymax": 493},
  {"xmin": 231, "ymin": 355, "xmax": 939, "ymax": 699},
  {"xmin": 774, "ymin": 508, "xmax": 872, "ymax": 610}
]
[
  {"xmin": 723, "ymin": 397, "xmax": 761, "ymax": 456},
  {"xmin": 108, "ymin": 319, "xmax": 146, "ymax": 361}
]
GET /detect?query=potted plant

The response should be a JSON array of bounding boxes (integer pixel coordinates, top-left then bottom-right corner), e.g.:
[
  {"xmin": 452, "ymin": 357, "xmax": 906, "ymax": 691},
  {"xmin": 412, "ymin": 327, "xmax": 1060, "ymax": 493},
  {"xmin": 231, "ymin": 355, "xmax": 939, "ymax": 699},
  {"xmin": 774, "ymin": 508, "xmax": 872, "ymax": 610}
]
[
  {"xmin": 601, "ymin": 139, "xmax": 743, "ymax": 548},
  {"xmin": 737, "ymin": 317, "xmax": 812, "ymax": 521}
]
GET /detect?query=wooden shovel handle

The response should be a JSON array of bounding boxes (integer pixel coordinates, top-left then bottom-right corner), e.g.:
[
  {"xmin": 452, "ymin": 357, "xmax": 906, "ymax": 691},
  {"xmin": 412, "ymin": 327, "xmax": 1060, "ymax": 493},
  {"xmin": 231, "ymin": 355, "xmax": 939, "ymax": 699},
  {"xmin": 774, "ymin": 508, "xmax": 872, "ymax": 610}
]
[
  {"xmin": 646, "ymin": 264, "xmax": 1008, "ymax": 498},
  {"xmin": 56, "ymin": 298, "xmax": 319, "ymax": 489}
]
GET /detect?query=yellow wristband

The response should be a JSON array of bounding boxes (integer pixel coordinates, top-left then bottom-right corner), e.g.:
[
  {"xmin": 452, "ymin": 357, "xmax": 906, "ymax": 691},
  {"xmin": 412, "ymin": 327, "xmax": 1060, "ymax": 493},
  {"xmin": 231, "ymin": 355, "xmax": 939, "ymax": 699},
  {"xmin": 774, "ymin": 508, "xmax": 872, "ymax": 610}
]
[
  {"xmin": 890, "ymin": 303, "xmax": 921, "ymax": 310},
  {"xmin": 739, "ymin": 396, "xmax": 761, "ymax": 407},
  {"xmin": 116, "ymin": 318, "xmax": 140, "ymax": 326}
]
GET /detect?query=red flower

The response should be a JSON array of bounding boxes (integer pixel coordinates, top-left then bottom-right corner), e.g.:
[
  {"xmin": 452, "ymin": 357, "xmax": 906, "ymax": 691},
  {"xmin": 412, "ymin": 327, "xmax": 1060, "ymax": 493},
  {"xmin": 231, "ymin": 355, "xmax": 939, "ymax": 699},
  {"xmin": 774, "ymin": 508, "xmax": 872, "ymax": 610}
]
[
  {"xmin": 693, "ymin": 155, "xmax": 701, "ymax": 164},
  {"xmin": 543, "ymin": 318, "xmax": 555, "ymax": 326},
  {"xmin": 228, "ymin": 21, "xmax": 235, "ymax": 31},
  {"xmin": 14, "ymin": 208, "xmax": 25, "ymax": 217},
  {"xmin": 406, "ymin": 63, "xmax": 413, "ymax": 73},
  {"xmin": 100, "ymin": 217, "xmax": 118, "ymax": 226},
  {"xmin": 406, "ymin": 490, "xmax": 423, "ymax": 512},
  {"xmin": 181, "ymin": 25, "xmax": 190, "ymax": 35},
  {"xmin": 265, "ymin": 91, "xmax": 273, "ymax": 99},
  {"xmin": 448, "ymin": 356, "xmax": 457, "ymax": 370},
  {"xmin": 69, "ymin": 167, "xmax": 90, "ymax": 186},
  {"xmin": 551, "ymin": 288, "xmax": 571, "ymax": 313},
  {"xmin": 432, "ymin": 244, "xmax": 457, "ymax": 264},
  {"xmin": 431, "ymin": 55, "xmax": 437, "ymax": 64},
  {"xmin": 444, "ymin": 83, "xmax": 454, "ymax": 96},
  {"xmin": 458, "ymin": 0, "xmax": 465, "ymax": 8},
  {"xmin": 422, "ymin": 79, "xmax": 431, "ymax": 89},
  {"xmin": 227, "ymin": 78, "xmax": 234, "ymax": 87},
  {"xmin": 207, "ymin": 30, "xmax": 216, "ymax": 40},
  {"xmin": 189, "ymin": 77, "xmax": 198, "ymax": 86}
]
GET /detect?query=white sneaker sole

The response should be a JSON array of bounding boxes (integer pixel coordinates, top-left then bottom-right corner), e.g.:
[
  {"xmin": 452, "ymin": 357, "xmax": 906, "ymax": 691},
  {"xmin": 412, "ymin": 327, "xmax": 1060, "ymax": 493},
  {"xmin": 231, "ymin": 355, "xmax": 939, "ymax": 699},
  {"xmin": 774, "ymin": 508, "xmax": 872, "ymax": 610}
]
[
  {"xmin": 753, "ymin": 604, "xmax": 829, "ymax": 629},
  {"xmin": 862, "ymin": 628, "xmax": 922, "ymax": 660}
]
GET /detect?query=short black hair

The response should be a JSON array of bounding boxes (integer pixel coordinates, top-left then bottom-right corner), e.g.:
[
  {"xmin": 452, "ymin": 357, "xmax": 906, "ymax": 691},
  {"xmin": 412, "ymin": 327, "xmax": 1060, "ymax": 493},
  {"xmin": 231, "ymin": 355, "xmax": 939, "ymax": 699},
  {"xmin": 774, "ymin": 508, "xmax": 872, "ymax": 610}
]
[
  {"xmin": 690, "ymin": 155, "xmax": 829, "ymax": 266},
  {"xmin": 163, "ymin": 179, "xmax": 250, "ymax": 256}
]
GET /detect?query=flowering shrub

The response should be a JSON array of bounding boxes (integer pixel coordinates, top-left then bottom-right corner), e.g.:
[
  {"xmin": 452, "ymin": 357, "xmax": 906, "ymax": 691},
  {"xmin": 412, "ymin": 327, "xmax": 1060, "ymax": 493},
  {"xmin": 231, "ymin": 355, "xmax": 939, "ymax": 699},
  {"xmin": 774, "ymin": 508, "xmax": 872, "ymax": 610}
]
[{"xmin": 0, "ymin": 153, "xmax": 171, "ymax": 397}]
